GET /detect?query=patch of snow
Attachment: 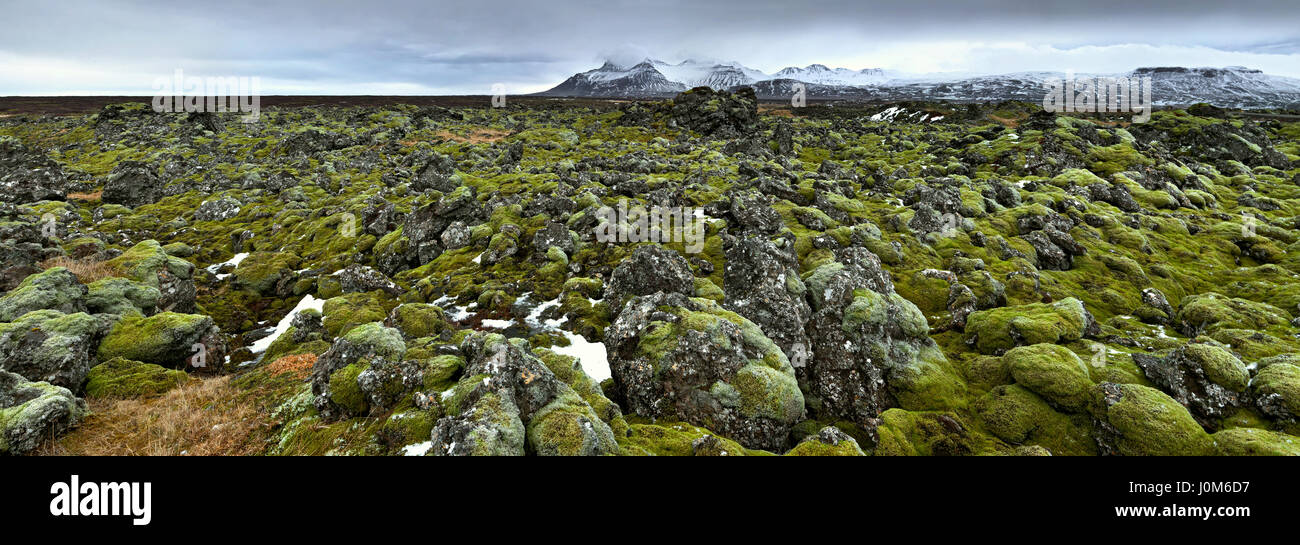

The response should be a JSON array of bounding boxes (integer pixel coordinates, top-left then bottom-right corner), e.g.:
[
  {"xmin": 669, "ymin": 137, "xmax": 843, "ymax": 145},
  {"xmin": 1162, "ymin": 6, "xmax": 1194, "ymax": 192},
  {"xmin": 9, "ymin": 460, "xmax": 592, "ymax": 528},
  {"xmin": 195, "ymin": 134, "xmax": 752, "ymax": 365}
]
[
  {"xmin": 249, "ymin": 295, "xmax": 325, "ymax": 354},
  {"xmin": 552, "ymin": 330, "xmax": 611, "ymax": 382},
  {"xmin": 401, "ymin": 441, "xmax": 432, "ymax": 456},
  {"xmin": 447, "ymin": 306, "xmax": 473, "ymax": 321},
  {"xmin": 480, "ymin": 319, "xmax": 515, "ymax": 329},
  {"xmin": 207, "ymin": 252, "xmax": 249, "ymax": 274}
]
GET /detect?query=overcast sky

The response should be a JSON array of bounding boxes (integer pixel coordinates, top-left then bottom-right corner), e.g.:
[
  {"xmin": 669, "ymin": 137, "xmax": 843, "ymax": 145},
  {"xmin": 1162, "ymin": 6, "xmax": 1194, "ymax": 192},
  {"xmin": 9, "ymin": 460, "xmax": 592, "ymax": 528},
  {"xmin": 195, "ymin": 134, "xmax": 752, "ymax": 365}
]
[{"xmin": 2, "ymin": 0, "xmax": 1299, "ymax": 95}]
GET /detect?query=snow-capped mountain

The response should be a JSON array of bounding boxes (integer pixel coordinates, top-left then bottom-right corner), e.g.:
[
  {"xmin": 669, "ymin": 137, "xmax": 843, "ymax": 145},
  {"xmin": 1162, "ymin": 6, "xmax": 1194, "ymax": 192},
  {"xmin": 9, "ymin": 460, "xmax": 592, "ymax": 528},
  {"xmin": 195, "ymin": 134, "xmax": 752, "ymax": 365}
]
[
  {"xmin": 771, "ymin": 64, "xmax": 892, "ymax": 86},
  {"xmin": 650, "ymin": 59, "xmax": 768, "ymax": 89},
  {"xmin": 542, "ymin": 60, "xmax": 686, "ymax": 97},
  {"xmin": 538, "ymin": 59, "xmax": 1300, "ymax": 109}
]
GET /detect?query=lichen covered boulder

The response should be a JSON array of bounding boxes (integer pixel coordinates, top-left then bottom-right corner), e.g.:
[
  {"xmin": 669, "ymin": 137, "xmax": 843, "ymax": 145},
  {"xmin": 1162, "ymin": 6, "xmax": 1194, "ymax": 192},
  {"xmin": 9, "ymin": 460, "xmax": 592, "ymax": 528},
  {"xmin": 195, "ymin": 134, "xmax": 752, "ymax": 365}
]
[
  {"xmin": 604, "ymin": 244, "xmax": 695, "ymax": 315},
  {"xmin": 0, "ymin": 267, "xmax": 87, "ymax": 322},
  {"xmin": 605, "ymin": 292, "xmax": 803, "ymax": 451},
  {"xmin": 97, "ymin": 312, "xmax": 227, "ymax": 372},
  {"xmin": 0, "ymin": 370, "xmax": 86, "ymax": 455},
  {"xmin": 431, "ymin": 333, "xmax": 618, "ymax": 456},
  {"xmin": 0, "ymin": 309, "xmax": 103, "ymax": 392},
  {"xmin": 803, "ymin": 248, "xmax": 965, "ymax": 438},
  {"xmin": 106, "ymin": 240, "xmax": 197, "ymax": 313}
]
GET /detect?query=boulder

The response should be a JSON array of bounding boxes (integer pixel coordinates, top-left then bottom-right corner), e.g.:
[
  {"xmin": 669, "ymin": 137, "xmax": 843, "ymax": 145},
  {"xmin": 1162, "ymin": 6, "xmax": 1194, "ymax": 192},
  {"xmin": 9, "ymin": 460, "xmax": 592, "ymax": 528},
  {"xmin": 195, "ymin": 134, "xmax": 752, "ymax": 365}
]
[
  {"xmin": 0, "ymin": 310, "xmax": 102, "ymax": 393},
  {"xmin": 101, "ymin": 160, "xmax": 163, "ymax": 208},
  {"xmin": 0, "ymin": 370, "xmax": 86, "ymax": 455},
  {"xmin": 965, "ymin": 298, "xmax": 1098, "ymax": 354},
  {"xmin": 0, "ymin": 267, "xmax": 87, "ymax": 322},
  {"xmin": 194, "ymin": 195, "xmax": 242, "ymax": 221},
  {"xmin": 1133, "ymin": 342, "xmax": 1249, "ymax": 428},
  {"xmin": 97, "ymin": 312, "xmax": 226, "ymax": 372},
  {"xmin": 604, "ymin": 245, "xmax": 695, "ymax": 315},
  {"xmin": 431, "ymin": 332, "xmax": 618, "ymax": 456},
  {"xmin": 106, "ymin": 240, "xmax": 197, "ymax": 313},
  {"xmin": 605, "ymin": 292, "xmax": 803, "ymax": 451}
]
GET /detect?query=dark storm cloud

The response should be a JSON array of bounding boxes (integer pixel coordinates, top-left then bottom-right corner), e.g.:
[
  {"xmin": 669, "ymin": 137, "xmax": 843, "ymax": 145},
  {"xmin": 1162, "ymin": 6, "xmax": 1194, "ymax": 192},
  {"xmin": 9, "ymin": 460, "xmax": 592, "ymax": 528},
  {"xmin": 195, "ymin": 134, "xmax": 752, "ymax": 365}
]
[{"xmin": 1, "ymin": 0, "xmax": 1298, "ymax": 94}]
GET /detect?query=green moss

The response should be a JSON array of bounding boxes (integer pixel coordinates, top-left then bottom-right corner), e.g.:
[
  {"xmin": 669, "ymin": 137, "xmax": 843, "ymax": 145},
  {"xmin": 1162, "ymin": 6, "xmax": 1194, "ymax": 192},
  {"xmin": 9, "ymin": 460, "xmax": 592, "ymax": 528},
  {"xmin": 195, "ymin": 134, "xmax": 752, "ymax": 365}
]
[
  {"xmin": 1252, "ymin": 363, "xmax": 1300, "ymax": 418},
  {"xmin": 966, "ymin": 298, "xmax": 1091, "ymax": 354},
  {"xmin": 322, "ymin": 291, "xmax": 397, "ymax": 336},
  {"xmin": 84, "ymin": 357, "xmax": 189, "ymax": 399},
  {"xmin": 1004, "ymin": 343, "xmax": 1094, "ymax": 411},
  {"xmin": 96, "ymin": 312, "xmax": 214, "ymax": 367},
  {"xmin": 328, "ymin": 362, "xmax": 368, "ymax": 415},
  {"xmin": 1095, "ymin": 383, "xmax": 1213, "ymax": 456},
  {"xmin": 874, "ymin": 409, "xmax": 993, "ymax": 456},
  {"xmin": 974, "ymin": 384, "xmax": 1097, "ymax": 455},
  {"xmin": 1211, "ymin": 428, "xmax": 1300, "ymax": 456}
]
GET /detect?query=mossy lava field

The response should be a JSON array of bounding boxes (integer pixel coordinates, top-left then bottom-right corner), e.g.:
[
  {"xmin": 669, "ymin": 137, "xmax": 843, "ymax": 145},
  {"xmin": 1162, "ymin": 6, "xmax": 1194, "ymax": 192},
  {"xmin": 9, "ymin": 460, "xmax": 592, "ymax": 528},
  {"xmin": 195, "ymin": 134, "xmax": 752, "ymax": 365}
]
[{"xmin": 3, "ymin": 89, "xmax": 1300, "ymax": 456}]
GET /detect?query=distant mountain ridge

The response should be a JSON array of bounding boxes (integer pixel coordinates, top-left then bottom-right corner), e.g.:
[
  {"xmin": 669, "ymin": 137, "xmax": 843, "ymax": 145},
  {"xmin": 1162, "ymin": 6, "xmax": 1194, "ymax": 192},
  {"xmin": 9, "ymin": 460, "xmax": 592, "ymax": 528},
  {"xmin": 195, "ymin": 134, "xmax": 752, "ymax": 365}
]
[{"xmin": 537, "ymin": 58, "xmax": 1300, "ymax": 109}]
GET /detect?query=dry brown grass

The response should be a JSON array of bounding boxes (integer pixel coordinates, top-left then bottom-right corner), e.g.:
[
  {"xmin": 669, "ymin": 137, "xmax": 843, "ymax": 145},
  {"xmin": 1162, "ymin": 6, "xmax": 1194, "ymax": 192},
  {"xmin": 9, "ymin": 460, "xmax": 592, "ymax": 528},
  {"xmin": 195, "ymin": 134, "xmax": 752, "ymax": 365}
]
[
  {"xmin": 266, "ymin": 353, "xmax": 317, "ymax": 380},
  {"xmin": 66, "ymin": 189, "xmax": 103, "ymax": 201},
  {"xmin": 39, "ymin": 255, "xmax": 122, "ymax": 283},
  {"xmin": 34, "ymin": 376, "xmax": 269, "ymax": 456}
]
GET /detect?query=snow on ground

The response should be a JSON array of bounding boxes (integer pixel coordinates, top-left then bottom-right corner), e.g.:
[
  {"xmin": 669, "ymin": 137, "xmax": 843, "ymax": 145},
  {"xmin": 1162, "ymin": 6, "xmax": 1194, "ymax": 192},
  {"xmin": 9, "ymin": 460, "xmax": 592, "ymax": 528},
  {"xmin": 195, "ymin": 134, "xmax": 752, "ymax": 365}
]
[
  {"xmin": 401, "ymin": 441, "xmax": 432, "ymax": 456},
  {"xmin": 207, "ymin": 252, "xmax": 249, "ymax": 280},
  {"xmin": 249, "ymin": 294, "xmax": 325, "ymax": 354},
  {"xmin": 551, "ymin": 330, "xmax": 611, "ymax": 382}
]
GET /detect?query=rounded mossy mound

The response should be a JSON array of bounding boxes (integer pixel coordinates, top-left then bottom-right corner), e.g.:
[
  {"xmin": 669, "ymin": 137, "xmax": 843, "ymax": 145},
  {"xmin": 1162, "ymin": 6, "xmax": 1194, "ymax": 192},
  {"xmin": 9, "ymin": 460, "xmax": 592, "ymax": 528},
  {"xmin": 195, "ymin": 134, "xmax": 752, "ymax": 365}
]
[{"xmin": 84, "ymin": 357, "xmax": 189, "ymax": 399}]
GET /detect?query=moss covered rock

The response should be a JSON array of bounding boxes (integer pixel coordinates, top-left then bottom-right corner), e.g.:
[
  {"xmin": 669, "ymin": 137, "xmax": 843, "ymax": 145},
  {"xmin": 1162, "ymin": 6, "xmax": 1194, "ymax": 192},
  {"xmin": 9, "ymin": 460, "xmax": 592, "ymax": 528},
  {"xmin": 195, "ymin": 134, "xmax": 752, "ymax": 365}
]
[
  {"xmin": 1253, "ymin": 363, "xmax": 1300, "ymax": 421},
  {"xmin": 966, "ymin": 297, "xmax": 1095, "ymax": 354},
  {"xmin": 0, "ymin": 370, "xmax": 87, "ymax": 455},
  {"xmin": 1004, "ymin": 343, "xmax": 1094, "ymax": 411},
  {"xmin": 974, "ymin": 384, "xmax": 1097, "ymax": 455},
  {"xmin": 84, "ymin": 357, "xmax": 189, "ymax": 399},
  {"xmin": 1211, "ymin": 427, "xmax": 1300, "ymax": 456},
  {"xmin": 233, "ymin": 251, "xmax": 302, "ymax": 296},
  {"xmin": 0, "ymin": 310, "xmax": 102, "ymax": 392},
  {"xmin": 84, "ymin": 277, "xmax": 161, "ymax": 316},
  {"xmin": 106, "ymin": 240, "xmax": 196, "ymax": 313},
  {"xmin": 97, "ymin": 311, "xmax": 226, "ymax": 371},
  {"xmin": 1093, "ymin": 382, "xmax": 1213, "ymax": 456},
  {"xmin": 1175, "ymin": 293, "xmax": 1291, "ymax": 337},
  {"xmin": 0, "ymin": 267, "xmax": 87, "ymax": 322}
]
